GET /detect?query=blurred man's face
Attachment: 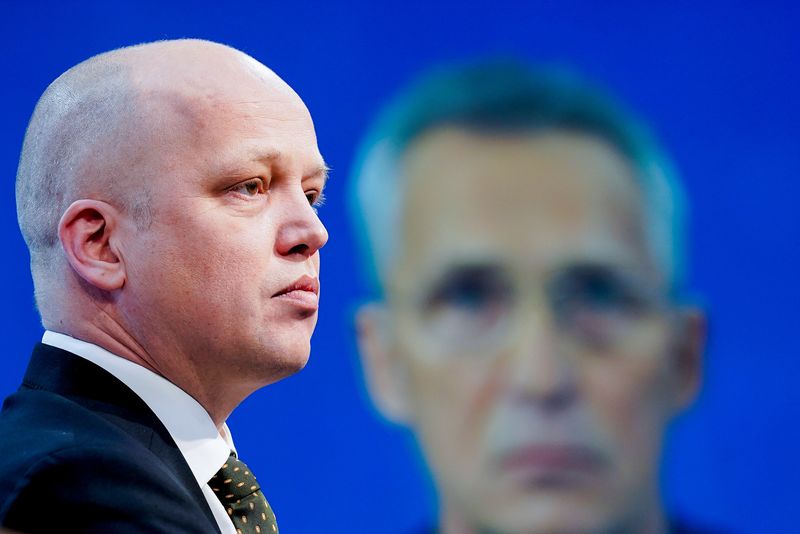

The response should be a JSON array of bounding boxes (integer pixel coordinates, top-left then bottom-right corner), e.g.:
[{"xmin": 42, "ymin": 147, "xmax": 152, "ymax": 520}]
[
  {"xmin": 118, "ymin": 52, "xmax": 329, "ymax": 394},
  {"xmin": 364, "ymin": 128, "xmax": 702, "ymax": 533}
]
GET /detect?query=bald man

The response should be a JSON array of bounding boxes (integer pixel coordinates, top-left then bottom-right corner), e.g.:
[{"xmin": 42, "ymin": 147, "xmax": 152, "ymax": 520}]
[{"xmin": 0, "ymin": 40, "xmax": 328, "ymax": 533}]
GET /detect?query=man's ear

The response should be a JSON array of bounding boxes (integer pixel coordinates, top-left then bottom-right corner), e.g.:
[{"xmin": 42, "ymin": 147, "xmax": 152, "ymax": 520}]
[
  {"xmin": 355, "ymin": 302, "xmax": 413, "ymax": 425},
  {"xmin": 669, "ymin": 306, "xmax": 707, "ymax": 411},
  {"xmin": 58, "ymin": 199, "xmax": 126, "ymax": 291}
]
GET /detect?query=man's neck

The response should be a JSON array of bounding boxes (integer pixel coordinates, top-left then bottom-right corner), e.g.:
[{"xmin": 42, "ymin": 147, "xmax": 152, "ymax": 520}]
[{"xmin": 44, "ymin": 318, "xmax": 243, "ymax": 427}]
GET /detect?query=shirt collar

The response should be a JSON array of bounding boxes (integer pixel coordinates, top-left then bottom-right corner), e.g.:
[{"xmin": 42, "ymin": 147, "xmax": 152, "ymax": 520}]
[{"xmin": 42, "ymin": 330, "xmax": 234, "ymax": 486}]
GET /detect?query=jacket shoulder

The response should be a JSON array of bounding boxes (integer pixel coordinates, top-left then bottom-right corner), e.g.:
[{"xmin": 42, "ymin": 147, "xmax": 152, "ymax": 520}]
[
  {"xmin": 0, "ymin": 444, "xmax": 217, "ymax": 533},
  {"xmin": 0, "ymin": 382, "xmax": 218, "ymax": 533}
]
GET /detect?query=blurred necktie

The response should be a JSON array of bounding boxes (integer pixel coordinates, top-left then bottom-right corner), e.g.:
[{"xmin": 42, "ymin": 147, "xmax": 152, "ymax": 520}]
[{"xmin": 209, "ymin": 452, "xmax": 278, "ymax": 534}]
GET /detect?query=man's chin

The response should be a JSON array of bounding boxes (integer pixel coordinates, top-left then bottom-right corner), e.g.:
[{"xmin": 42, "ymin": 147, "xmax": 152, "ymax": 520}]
[
  {"xmin": 262, "ymin": 346, "xmax": 311, "ymax": 383},
  {"xmin": 281, "ymin": 349, "xmax": 311, "ymax": 375},
  {"xmin": 231, "ymin": 337, "xmax": 312, "ymax": 388},
  {"xmin": 464, "ymin": 481, "xmax": 620, "ymax": 534},
  {"xmin": 474, "ymin": 506, "xmax": 615, "ymax": 534}
]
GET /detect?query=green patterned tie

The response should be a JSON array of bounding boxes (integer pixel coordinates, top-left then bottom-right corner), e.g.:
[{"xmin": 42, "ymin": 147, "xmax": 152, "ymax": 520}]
[{"xmin": 208, "ymin": 452, "xmax": 278, "ymax": 534}]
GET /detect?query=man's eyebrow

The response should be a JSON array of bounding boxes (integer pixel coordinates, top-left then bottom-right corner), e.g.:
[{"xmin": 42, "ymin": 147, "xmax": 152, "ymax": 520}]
[
  {"xmin": 214, "ymin": 150, "xmax": 280, "ymax": 178},
  {"xmin": 428, "ymin": 262, "xmax": 507, "ymax": 287},
  {"xmin": 250, "ymin": 149, "xmax": 329, "ymax": 184},
  {"xmin": 248, "ymin": 150, "xmax": 281, "ymax": 164},
  {"xmin": 219, "ymin": 151, "xmax": 330, "ymax": 183},
  {"xmin": 310, "ymin": 163, "xmax": 331, "ymax": 187}
]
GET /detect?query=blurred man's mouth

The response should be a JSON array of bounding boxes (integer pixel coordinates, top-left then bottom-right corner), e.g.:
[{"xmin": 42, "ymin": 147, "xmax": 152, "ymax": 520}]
[
  {"xmin": 272, "ymin": 275, "xmax": 319, "ymax": 311},
  {"xmin": 498, "ymin": 444, "xmax": 607, "ymax": 487}
]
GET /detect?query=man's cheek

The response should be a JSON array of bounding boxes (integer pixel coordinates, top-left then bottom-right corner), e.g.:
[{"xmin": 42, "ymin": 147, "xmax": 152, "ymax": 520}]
[
  {"xmin": 584, "ymin": 363, "xmax": 669, "ymax": 474},
  {"xmin": 412, "ymin": 365, "xmax": 490, "ymax": 459}
]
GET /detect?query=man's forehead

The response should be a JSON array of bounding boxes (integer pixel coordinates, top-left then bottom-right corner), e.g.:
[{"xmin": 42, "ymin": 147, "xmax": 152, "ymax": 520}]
[
  {"xmin": 402, "ymin": 127, "xmax": 638, "ymax": 196},
  {"xmin": 132, "ymin": 74, "xmax": 307, "ymax": 129},
  {"xmin": 117, "ymin": 42, "xmax": 306, "ymax": 136},
  {"xmin": 404, "ymin": 129, "xmax": 639, "ymax": 222},
  {"xmin": 394, "ymin": 128, "xmax": 650, "ymax": 278},
  {"xmin": 125, "ymin": 76, "xmax": 320, "ymax": 178}
]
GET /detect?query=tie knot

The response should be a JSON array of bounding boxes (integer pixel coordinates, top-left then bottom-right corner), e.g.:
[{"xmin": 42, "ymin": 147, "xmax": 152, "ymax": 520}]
[{"xmin": 209, "ymin": 453, "xmax": 261, "ymax": 502}]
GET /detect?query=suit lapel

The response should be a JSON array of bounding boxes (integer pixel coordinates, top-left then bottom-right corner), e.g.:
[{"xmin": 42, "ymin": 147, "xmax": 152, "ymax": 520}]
[{"xmin": 22, "ymin": 343, "xmax": 221, "ymax": 532}]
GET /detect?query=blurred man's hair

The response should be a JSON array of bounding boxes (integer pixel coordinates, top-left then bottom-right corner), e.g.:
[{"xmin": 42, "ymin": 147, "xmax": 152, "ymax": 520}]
[{"xmin": 349, "ymin": 60, "xmax": 687, "ymax": 295}]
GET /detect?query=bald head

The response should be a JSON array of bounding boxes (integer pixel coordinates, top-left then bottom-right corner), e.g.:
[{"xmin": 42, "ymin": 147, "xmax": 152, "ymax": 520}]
[{"xmin": 16, "ymin": 39, "xmax": 305, "ymax": 316}]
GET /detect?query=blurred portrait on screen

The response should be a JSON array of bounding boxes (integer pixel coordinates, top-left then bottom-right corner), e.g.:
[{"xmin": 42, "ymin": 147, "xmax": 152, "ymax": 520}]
[{"xmin": 349, "ymin": 61, "xmax": 717, "ymax": 534}]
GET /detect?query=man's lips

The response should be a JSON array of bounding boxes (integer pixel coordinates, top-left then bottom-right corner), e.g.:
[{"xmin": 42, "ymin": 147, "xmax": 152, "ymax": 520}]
[
  {"xmin": 272, "ymin": 275, "xmax": 319, "ymax": 297},
  {"xmin": 272, "ymin": 275, "xmax": 320, "ymax": 311},
  {"xmin": 498, "ymin": 444, "xmax": 607, "ymax": 481}
]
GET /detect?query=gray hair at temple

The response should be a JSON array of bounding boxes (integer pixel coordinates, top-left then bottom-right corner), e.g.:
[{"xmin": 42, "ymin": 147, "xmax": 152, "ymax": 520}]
[{"xmin": 348, "ymin": 60, "xmax": 688, "ymax": 296}]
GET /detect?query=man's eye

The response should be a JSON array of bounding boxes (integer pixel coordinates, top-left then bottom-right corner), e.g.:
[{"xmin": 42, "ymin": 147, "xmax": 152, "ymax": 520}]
[
  {"xmin": 307, "ymin": 191, "xmax": 326, "ymax": 209},
  {"xmin": 548, "ymin": 266, "xmax": 649, "ymax": 317},
  {"xmin": 424, "ymin": 268, "xmax": 513, "ymax": 313},
  {"xmin": 231, "ymin": 179, "xmax": 265, "ymax": 197}
]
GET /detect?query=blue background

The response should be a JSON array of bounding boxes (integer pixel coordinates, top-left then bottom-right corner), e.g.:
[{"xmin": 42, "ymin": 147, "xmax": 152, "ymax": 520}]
[{"xmin": 1, "ymin": 1, "xmax": 798, "ymax": 532}]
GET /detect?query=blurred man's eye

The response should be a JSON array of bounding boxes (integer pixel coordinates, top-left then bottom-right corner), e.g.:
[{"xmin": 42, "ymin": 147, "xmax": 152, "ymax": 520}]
[
  {"xmin": 424, "ymin": 266, "xmax": 513, "ymax": 313},
  {"xmin": 548, "ymin": 264, "xmax": 660, "ymax": 348},
  {"xmin": 549, "ymin": 266, "xmax": 645, "ymax": 314},
  {"xmin": 414, "ymin": 265, "xmax": 514, "ymax": 351}
]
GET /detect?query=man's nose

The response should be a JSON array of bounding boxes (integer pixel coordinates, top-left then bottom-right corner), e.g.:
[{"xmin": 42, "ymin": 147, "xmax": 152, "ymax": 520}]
[
  {"xmin": 275, "ymin": 191, "xmax": 329, "ymax": 259},
  {"xmin": 507, "ymin": 308, "xmax": 577, "ymax": 412}
]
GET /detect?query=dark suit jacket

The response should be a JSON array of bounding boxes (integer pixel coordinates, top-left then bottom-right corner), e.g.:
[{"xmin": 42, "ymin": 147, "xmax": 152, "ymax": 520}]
[{"xmin": 0, "ymin": 343, "xmax": 221, "ymax": 533}]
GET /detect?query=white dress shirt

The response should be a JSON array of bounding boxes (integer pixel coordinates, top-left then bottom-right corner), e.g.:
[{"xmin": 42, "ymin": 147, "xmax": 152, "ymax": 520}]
[{"xmin": 42, "ymin": 330, "xmax": 237, "ymax": 534}]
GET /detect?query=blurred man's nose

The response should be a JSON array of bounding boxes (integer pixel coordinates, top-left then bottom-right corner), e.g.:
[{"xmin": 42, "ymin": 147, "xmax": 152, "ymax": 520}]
[
  {"xmin": 507, "ymin": 308, "xmax": 577, "ymax": 412},
  {"xmin": 275, "ymin": 190, "xmax": 329, "ymax": 260}
]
